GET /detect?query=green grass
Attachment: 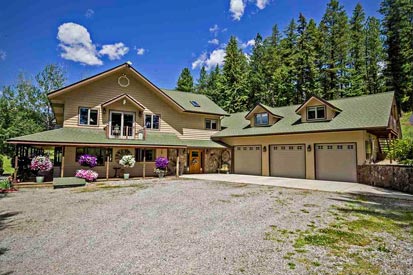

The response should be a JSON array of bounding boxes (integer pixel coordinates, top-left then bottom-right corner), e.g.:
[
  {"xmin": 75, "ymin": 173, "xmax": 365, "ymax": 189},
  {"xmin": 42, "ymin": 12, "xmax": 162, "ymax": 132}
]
[
  {"xmin": 0, "ymin": 155, "xmax": 14, "ymax": 175},
  {"xmin": 401, "ymin": 111, "xmax": 413, "ymax": 139}
]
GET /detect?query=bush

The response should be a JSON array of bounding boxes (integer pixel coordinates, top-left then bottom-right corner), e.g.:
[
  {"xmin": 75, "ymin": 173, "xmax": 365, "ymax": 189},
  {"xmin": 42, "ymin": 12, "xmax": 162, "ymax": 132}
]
[
  {"xmin": 388, "ymin": 138, "xmax": 413, "ymax": 165},
  {"xmin": 0, "ymin": 157, "xmax": 3, "ymax": 175},
  {"xmin": 0, "ymin": 178, "xmax": 11, "ymax": 190}
]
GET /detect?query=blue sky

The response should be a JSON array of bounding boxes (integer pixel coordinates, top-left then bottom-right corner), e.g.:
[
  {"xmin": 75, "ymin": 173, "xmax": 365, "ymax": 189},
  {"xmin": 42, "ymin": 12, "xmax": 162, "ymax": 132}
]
[{"xmin": 0, "ymin": 0, "xmax": 381, "ymax": 90}]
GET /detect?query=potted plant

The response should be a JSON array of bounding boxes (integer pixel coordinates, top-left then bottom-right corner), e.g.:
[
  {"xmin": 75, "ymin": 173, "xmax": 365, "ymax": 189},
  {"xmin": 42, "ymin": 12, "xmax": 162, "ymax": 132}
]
[
  {"xmin": 155, "ymin": 157, "xmax": 169, "ymax": 178},
  {"xmin": 76, "ymin": 154, "xmax": 98, "ymax": 182},
  {"xmin": 119, "ymin": 155, "xmax": 136, "ymax": 179},
  {"xmin": 30, "ymin": 156, "xmax": 53, "ymax": 183}
]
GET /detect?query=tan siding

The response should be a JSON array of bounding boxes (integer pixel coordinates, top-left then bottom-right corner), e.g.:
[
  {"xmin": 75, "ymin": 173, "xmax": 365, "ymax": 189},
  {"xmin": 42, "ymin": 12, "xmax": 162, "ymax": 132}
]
[
  {"xmin": 52, "ymin": 68, "xmax": 220, "ymax": 138},
  {"xmin": 299, "ymin": 98, "xmax": 337, "ymax": 122},
  {"xmin": 181, "ymin": 129, "xmax": 219, "ymax": 140}
]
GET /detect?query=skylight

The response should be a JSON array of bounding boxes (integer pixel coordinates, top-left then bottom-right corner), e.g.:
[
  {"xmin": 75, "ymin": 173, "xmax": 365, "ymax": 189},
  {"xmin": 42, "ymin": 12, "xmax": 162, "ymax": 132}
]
[{"xmin": 190, "ymin": 100, "xmax": 200, "ymax": 107}]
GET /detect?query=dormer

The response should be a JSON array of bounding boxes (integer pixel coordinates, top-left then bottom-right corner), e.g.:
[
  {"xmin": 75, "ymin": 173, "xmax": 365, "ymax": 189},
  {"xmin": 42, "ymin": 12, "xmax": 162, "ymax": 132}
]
[
  {"xmin": 295, "ymin": 96, "xmax": 341, "ymax": 123},
  {"xmin": 245, "ymin": 103, "xmax": 283, "ymax": 127}
]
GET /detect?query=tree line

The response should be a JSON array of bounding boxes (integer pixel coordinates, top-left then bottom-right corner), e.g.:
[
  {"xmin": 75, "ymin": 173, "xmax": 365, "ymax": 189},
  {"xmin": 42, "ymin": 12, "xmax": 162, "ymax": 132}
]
[
  {"xmin": 176, "ymin": 0, "xmax": 413, "ymax": 113},
  {"xmin": 0, "ymin": 64, "xmax": 66, "ymax": 156}
]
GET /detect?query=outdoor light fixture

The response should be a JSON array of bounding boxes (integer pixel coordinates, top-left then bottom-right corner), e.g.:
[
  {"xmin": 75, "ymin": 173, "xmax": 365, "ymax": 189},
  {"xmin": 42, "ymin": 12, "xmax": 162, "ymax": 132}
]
[
  {"xmin": 263, "ymin": 146, "xmax": 267, "ymax": 152},
  {"xmin": 102, "ymin": 108, "xmax": 106, "ymax": 114},
  {"xmin": 307, "ymin": 144, "xmax": 312, "ymax": 152}
]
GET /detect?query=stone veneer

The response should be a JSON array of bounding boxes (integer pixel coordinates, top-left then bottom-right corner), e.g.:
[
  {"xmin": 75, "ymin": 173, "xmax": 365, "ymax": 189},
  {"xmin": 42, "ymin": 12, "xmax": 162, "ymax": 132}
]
[{"xmin": 357, "ymin": 164, "xmax": 413, "ymax": 194}]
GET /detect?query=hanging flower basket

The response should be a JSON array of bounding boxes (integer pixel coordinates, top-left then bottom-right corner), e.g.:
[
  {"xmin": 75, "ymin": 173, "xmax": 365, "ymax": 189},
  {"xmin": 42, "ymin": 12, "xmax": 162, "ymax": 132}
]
[{"xmin": 154, "ymin": 157, "xmax": 169, "ymax": 178}]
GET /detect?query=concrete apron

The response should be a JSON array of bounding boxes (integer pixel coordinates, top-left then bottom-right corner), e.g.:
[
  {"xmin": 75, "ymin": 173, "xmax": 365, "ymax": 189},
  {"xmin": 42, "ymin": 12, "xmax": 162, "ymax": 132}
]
[{"xmin": 181, "ymin": 174, "xmax": 413, "ymax": 201}]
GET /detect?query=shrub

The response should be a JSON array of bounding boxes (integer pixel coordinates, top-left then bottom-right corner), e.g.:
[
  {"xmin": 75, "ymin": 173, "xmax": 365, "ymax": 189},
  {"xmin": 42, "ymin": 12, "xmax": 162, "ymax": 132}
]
[
  {"xmin": 0, "ymin": 178, "xmax": 11, "ymax": 190},
  {"xmin": 75, "ymin": 169, "xmax": 98, "ymax": 182},
  {"xmin": 78, "ymin": 154, "xmax": 98, "ymax": 168},
  {"xmin": 388, "ymin": 138, "xmax": 413, "ymax": 165},
  {"xmin": 119, "ymin": 155, "xmax": 136, "ymax": 168}
]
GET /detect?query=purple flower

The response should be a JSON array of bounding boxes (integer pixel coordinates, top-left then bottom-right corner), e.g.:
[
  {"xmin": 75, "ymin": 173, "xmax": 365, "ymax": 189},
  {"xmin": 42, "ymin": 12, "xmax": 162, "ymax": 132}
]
[
  {"xmin": 30, "ymin": 156, "xmax": 53, "ymax": 173},
  {"xmin": 155, "ymin": 157, "xmax": 169, "ymax": 170},
  {"xmin": 78, "ymin": 154, "xmax": 98, "ymax": 168},
  {"xmin": 75, "ymin": 169, "xmax": 98, "ymax": 182}
]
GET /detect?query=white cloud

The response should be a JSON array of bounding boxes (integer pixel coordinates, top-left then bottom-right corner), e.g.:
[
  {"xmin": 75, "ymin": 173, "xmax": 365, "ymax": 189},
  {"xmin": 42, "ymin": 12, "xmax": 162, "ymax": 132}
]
[
  {"xmin": 240, "ymin": 39, "xmax": 255, "ymax": 49},
  {"xmin": 99, "ymin": 43, "xmax": 129, "ymax": 60},
  {"xmin": 209, "ymin": 24, "xmax": 220, "ymax": 35},
  {"xmin": 85, "ymin": 9, "xmax": 95, "ymax": 18},
  {"xmin": 57, "ymin": 22, "xmax": 102, "ymax": 65},
  {"xmin": 230, "ymin": 0, "xmax": 246, "ymax": 20},
  {"xmin": 57, "ymin": 22, "xmax": 129, "ymax": 65},
  {"xmin": 208, "ymin": 38, "xmax": 219, "ymax": 45},
  {"xmin": 192, "ymin": 49, "xmax": 226, "ymax": 70},
  {"xmin": 0, "ymin": 50, "xmax": 6, "ymax": 61},
  {"xmin": 256, "ymin": 0, "xmax": 270, "ymax": 9},
  {"xmin": 136, "ymin": 48, "xmax": 145, "ymax": 55}
]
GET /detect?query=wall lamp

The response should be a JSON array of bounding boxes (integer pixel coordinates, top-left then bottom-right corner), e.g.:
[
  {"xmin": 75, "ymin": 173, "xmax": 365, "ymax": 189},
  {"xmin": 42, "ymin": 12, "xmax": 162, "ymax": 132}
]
[
  {"xmin": 263, "ymin": 146, "xmax": 267, "ymax": 152},
  {"xmin": 307, "ymin": 144, "xmax": 312, "ymax": 152}
]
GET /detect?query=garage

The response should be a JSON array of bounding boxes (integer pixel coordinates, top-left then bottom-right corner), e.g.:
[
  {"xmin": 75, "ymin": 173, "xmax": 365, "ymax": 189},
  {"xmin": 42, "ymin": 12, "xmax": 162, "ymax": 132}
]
[
  {"xmin": 269, "ymin": 144, "xmax": 306, "ymax": 178},
  {"xmin": 233, "ymin": 146, "xmax": 262, "ymax": 175},
  {"xmin": 315, "ymin": 143, "xmax": 357, "ymax": 182}
]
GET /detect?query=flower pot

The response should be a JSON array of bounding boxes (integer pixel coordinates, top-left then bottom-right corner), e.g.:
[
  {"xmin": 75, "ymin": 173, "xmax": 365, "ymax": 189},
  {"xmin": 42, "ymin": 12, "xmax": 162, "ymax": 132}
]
[
  {"xmin": 36, "ymin": 176, "xmax": 44, "ymax": 183},
  {"xmin": 124, "ymin": 173, "xmax": 130, "ymax": 180}
]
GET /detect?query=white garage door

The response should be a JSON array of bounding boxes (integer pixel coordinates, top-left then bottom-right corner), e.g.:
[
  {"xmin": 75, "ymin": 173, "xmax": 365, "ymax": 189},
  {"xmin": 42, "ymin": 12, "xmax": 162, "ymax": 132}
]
[
  {"xmin": 270, "ymin": 144, "xmax": 306, "ymax": 178},
  {"xmin": 316, "ymin": 143, "xmax": 357, "ymax": 182},
  {"xmin": 234, "ymin": 146, "xmax": 262, "ymax": 175}
]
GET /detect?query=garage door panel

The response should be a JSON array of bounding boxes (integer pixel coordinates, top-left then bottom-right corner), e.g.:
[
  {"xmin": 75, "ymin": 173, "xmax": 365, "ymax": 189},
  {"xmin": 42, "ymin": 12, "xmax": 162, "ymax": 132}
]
[
  {"xmin": 234, "ymin": 146, "xmax": 261, "ymax": 175},
  {"xmin": 270, "ymin": 144, "xmax": 305, "ymax": 178},
  {"xmin": 316, "ymin": 143, "xmax": 357, "ymax": 182}
]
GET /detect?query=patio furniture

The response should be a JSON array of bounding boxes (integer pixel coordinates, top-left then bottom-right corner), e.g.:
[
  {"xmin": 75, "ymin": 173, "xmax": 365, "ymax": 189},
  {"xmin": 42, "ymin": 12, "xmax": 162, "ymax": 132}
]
[{"xmin": 218, "ymin": 163, "xmax": 229, "ymax": 174}]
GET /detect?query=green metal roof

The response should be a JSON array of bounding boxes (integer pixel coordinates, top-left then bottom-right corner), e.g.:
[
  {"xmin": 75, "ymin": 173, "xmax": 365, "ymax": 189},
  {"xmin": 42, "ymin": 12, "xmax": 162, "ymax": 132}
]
[
  {"xmin": 8, "ymin": 127, "xmax": 226, "ymax": 148},
  {"xmin": 161, "ymin": 89, "xmax": 228, "ymax": 116},
  {"xmin": 214, "ymin": 92, "xmax": 394, "ymax": 138}
]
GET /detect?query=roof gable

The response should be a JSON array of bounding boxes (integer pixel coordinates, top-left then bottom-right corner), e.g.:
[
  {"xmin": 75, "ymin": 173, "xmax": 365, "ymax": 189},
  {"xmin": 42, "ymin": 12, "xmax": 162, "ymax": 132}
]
[
  {"xmin": 245, "ymin": 103, "xmax": 283, "ymax": 120},
  {"xmin": 101, "ymin": 94, "xmax": 146, "ymax": 110},
  {"xmin": 295, "ymin": 95, "xmax": 342, "ymax": 113}
]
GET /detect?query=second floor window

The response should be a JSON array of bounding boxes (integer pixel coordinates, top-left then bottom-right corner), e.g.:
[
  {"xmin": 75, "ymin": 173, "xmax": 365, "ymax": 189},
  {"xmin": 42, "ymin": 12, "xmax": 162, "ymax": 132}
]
[
  {"xmin": 205, "ymin": 119, "xmax": 218, "ymax": 130},
  {"xmin": 255, "ymin": 113, "xmax": 269, "ymax": 126},
  {"xmin": 145, "ymin": 114, "xmax": 160, "ymax": 130},
  {"xmin": 79, "ymin": 107, "xmax": 98, "ymax": 126},
  {"xmin": 307, "ymin": 106, "xmax": 326, "ymax": 120}
]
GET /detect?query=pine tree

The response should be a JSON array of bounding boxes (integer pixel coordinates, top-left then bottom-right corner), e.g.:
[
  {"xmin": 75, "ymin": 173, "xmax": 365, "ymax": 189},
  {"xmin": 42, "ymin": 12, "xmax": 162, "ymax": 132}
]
[
  {"xmin": 320, "ymin": 0, "xmax": 350, "ymax": 99},
  {"xmin": 348, "ymin": 3, "xmax": 367, "ymax": 96},
  {"xmin": 205, "ymin": 65, "xmax": 224, "ymax": 107},
  {"xmin": 221, "ymin": 36, "xmax": 250, "ymax": 112},
  {"xmin": 365, "ymin": 16, "xmax": 386, "ymax": 94},
  {"xmin": 247, "ymin": 33, "xmax": 266, "ymax": 108},
  {"xmin": 296, "ymin": 15, "xmax": 321, "ymax": 101},
  {"xmin": 176, "ymin": 68, "xmax": 194, "ymax": 92},
  {"xmin": 195, "ymin": 66, "xmax": 208, "ymax": 94},
  {"xmin": 380, "ymin": 0, "xmax": 413, "ymax": 111}
]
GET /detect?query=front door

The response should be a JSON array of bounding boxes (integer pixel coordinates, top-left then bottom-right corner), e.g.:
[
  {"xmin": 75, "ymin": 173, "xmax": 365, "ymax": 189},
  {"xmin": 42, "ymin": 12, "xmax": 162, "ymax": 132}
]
[{"xmin": 189, "ymin": 150, "xmax": 202, "ymax": 174}]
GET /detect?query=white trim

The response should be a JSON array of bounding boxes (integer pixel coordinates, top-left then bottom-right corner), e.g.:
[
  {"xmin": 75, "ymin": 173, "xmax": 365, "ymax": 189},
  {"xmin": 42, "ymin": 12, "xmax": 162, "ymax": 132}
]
[{"xmin": 109, "ymin": 110, "xmax": 135, "ymax": 138}]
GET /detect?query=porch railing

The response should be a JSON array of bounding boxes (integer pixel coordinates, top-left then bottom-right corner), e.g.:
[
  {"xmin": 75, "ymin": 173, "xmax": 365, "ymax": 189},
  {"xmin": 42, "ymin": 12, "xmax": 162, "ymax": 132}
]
[{"xmin": 105, "ymin": 125, "xmax": 146, "ymax": 140}]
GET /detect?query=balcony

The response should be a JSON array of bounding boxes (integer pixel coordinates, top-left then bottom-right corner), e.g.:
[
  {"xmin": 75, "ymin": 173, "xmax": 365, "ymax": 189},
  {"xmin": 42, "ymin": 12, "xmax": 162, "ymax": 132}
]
[{"xmin": 105, "ymin": 125, "xmax": 146, "ymax": 140}]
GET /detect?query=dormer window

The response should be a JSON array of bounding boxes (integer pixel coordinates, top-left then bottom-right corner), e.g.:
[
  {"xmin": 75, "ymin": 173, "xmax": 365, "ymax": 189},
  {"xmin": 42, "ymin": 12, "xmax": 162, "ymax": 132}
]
[
  {"xmin": 307, "ymin": 106, "xmax": 326, "ymax": 121},
  {"xmin": 255, "ymin": 113, "xmax": 269, "ymax": 126}
]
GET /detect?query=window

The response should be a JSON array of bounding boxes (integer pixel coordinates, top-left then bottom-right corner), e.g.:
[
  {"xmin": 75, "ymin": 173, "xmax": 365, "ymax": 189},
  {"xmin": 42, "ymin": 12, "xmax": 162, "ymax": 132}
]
[
  {"xmin": 135, "ymin": 149, "xmax": 156, "ymax": 162},
  {"xmin": 79, "ymin": 108, "xmax": 98, "ymax": 126},
  {"xmin": 76, "ymin": 148, "xmax": 112, "ymax": 166},
  {"xmin": 254, "ymin": 113, "xmax": 269, "ymax": 126},
  {"xmin": 205, "ymin": 119, "xmax": 218, "ymax": 130},
  {"xmin": 307, "ymin": 106, "xmax": 326, "ymax": 120},
  {"xmin": 145, "ymin": 114, "xmax": 160, "ymax": 130},
  {"xmin": 190, "ymin": 100, "xmax": 200, "ymax": 107}
]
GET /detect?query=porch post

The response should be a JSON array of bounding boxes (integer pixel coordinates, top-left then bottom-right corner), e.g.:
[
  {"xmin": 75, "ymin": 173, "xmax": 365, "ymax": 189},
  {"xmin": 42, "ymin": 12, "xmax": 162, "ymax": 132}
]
[
  {"xmin": 60, "ymin": 146, "xmax": 65, "ymax": 177},
  {"xmin": 106, "ymin": 156, "xmax": 110, "ymax": 180},
  {"xmin": 142, "ymin": 156, "xmax": 146, "ymax": 179},
  {"xmin": 176, "ymin": 152, "xmax": 180, "ymax": 178},
  {"xmin": 13, "ymin": 155, "xmax": 18, "ymax": 182}
]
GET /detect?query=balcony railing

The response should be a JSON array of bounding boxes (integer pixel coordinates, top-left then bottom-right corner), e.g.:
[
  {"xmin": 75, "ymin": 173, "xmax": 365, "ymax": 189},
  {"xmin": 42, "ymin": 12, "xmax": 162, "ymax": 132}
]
[{"xmin": 105, "ymin": 125, "xmax": 146, "ymax": 140}]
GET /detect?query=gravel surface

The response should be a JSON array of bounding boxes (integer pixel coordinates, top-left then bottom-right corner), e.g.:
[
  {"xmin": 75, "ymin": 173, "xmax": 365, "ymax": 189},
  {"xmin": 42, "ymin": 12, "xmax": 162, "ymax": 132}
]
[{"xmin": 0, "ymin": 179, "xmax": 412, "ymax": 275}]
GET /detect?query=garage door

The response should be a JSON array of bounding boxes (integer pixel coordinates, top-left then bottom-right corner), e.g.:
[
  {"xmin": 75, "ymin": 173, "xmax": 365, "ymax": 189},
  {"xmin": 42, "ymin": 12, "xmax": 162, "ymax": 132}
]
[
  {"xmin": 270, "ymin": 144, "xmax": 305, "ymax": 178},
  {"xmin": 316, "ymin": 143, "xmax": 357, "ymax": 182},
  {"xmin": 234, "ymin": 146, "xmax": 262, "ymax": 175}
]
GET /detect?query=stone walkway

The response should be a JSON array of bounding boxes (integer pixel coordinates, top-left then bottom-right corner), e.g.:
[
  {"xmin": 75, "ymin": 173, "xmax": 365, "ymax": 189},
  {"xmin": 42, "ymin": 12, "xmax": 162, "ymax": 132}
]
[{"xmin": 181, "ymin": 173, "xmax": 413, "ymax": 200}]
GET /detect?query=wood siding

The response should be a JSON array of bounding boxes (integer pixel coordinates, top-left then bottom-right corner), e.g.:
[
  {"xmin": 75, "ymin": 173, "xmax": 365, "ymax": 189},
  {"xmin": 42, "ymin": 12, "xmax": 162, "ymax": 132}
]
[{"xmin": 52, "ymin": 67, "xmax": 220, "ymax": 140}]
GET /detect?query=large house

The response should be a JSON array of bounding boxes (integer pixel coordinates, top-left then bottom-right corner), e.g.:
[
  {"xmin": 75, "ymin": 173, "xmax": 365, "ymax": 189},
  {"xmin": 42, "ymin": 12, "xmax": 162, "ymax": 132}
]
[{"xmin": 8, "ymin": 63, "xmax": 401, "ymax": 182}]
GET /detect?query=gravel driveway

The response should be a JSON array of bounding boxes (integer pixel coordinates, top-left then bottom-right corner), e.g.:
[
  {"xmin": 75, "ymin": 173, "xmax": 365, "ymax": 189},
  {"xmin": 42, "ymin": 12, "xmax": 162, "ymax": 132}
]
[{"xmin": 1, "ymin": 179, "xmax": 412, "ymax": 275}]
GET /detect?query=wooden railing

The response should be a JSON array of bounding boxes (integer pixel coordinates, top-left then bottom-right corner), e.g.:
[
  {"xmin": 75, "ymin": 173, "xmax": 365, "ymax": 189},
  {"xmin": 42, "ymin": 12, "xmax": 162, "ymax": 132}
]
[{"xmin": 105, "ymin": 125, "xmax": 146, "ymax": 140}]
